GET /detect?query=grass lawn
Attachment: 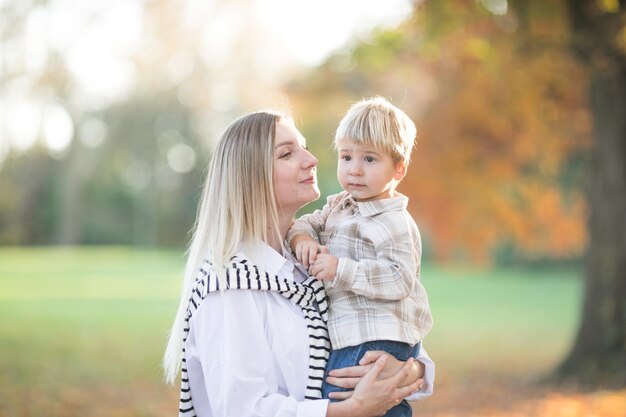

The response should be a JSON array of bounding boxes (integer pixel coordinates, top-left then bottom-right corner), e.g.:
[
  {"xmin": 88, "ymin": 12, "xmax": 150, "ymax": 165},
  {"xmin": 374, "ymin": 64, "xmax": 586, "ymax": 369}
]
[
  {"xmin": 422, "ymin": 263, "xmax": 582, "ymax": 378},
  {"xmin": 0, "ymin": 247, "xmax": 584, "ymax": 417}
]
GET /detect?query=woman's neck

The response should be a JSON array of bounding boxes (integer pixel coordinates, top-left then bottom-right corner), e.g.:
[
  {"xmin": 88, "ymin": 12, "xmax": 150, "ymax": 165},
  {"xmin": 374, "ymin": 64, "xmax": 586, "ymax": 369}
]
[{"xmin": 266, "ymin": 211, "xmax": 295, "ymax": 253}]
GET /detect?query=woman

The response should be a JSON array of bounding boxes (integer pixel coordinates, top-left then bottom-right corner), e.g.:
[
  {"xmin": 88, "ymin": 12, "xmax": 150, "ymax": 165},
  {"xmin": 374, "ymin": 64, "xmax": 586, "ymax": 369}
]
[{"xmin": 163, "ymin": 111, "xmax": 434, "ymax": 416}]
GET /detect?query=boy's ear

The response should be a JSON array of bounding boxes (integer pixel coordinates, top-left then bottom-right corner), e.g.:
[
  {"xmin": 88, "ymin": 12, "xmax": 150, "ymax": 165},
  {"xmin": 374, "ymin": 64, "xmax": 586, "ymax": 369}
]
[{"xmin": 394, "ymin": 161, "xmax": 407, "ymax": 181}]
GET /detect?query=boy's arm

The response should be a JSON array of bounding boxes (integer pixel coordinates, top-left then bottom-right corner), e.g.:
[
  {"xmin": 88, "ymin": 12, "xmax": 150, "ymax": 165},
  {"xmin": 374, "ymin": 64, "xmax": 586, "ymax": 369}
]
[
  {"xmin": 286, "ymin": 192, "xmax": 343, "ymax": 243},
  {"xmin": 327, "ymin": 218, "xmax": 420, "ymax": 301}
]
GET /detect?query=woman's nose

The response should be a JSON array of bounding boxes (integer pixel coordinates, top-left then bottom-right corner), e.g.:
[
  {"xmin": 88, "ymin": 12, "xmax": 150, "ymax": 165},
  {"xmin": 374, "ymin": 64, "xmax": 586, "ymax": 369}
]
[{"xmin": 303, "ymin": 149, "xmax": 318, "ymax": 169}]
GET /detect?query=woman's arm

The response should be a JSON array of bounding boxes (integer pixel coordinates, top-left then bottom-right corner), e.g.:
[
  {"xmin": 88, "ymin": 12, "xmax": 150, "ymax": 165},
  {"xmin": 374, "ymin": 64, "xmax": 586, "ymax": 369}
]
[{"xmin": 287, "ymin": 194, "xmax": 338, "ymax": 244}]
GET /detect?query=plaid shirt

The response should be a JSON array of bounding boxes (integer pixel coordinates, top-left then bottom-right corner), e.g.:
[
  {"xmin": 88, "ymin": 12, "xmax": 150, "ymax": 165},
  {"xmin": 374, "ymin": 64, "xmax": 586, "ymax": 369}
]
[{"xmin": 288, "ymin": 191, "xmax": 433, "ymax": 350}]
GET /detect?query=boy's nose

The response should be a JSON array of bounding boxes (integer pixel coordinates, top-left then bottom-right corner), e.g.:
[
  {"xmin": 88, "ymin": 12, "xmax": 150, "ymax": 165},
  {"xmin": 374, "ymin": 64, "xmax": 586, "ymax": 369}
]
[{"xmin": 349, "ymin": 163, "xmax": 362, "ymax": 176}]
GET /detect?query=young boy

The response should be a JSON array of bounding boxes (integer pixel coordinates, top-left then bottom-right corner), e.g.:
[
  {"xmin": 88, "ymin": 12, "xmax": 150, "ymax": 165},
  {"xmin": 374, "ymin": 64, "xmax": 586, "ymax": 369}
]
[{"xmin": 287, "ymin": 97, "xmax": 433, "ymax": 417}]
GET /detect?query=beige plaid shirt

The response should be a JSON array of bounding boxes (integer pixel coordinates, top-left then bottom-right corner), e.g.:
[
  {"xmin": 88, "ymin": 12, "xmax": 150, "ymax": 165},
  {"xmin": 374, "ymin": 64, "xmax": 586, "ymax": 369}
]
[{"xmin": 288, "ymin": 191, "xmax": 433, "ymax": 350}]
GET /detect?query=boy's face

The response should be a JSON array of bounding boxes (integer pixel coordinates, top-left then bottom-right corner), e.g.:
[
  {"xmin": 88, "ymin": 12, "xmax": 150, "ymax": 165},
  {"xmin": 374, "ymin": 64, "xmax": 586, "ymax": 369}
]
[{"xmin": 336, "ymin": 138, "xmax": 405, "ymax": 202}]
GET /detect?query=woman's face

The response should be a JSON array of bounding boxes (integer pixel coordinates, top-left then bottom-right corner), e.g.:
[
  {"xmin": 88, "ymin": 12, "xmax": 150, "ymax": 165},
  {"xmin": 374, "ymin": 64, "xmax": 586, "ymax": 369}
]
[{"xmin": 273, "ymin": 118, "xmax": 319, "ymax": 215}]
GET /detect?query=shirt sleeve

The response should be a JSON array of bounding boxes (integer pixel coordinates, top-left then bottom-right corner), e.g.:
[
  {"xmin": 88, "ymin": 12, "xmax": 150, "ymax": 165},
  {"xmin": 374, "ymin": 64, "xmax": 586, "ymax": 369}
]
[
  {"xmin": 331, "ymin": 216, "xmax": 419, "ymax": 300},
  {"xmin": 186, "ymin": 290, "xmax": 329, "ymax": 417},
  {"xmin": 286, "ymin": 194, "xmax": 340, "ymax": 244},
  {"xmin": 405, "ymin": 346, "xmax": 435, "ymax": 402}
]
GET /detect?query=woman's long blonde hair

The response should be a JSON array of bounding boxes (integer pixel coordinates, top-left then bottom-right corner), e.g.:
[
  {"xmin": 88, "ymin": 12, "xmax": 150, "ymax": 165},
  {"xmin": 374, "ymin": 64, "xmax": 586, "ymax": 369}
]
[{"xmin": 163, "ymin": 111, "xmax": 284, "ymax": 384}]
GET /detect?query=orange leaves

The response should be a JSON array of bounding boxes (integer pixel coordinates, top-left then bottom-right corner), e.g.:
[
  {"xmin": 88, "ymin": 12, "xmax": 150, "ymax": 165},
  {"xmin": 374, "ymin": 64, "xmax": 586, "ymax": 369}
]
[
  {"xmin": 288, "ymin": 0, "xmax": 593, "ymax": 263},
  {"xmin": 505, "ymin": 184, "xmax": 587, "ymax": 258},
  {"xmin": 415, "ymin": 384, "xmax": 626, "ymax": 417},
  {"xmin": 398, "ymin": 3, "xmax": 592, "ymax": 263},
  {"xmin": 536, "ymin": 390, "xmax": 626, "ymax": 417}
]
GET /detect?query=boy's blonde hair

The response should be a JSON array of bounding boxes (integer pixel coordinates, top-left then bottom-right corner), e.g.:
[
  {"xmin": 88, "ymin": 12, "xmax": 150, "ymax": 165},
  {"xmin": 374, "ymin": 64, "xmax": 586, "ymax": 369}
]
[{"xmin": 334, "ymin": 96, "xmax": 417, "ymax": 165}]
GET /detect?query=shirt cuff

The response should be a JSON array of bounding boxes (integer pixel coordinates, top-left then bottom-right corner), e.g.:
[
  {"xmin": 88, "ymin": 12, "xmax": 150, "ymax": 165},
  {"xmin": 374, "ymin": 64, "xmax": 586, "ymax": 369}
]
[
  {"xmin": 286, "ymin": 222, "xmax": 318, "ymax": 244},
  {"xmin": 296, "ymin": 399, "xmax": 329, "ymax": 417},
  {"xmin": 332, "ymin": 257, "xmax": 358, "ymax": 289},
  {"xmin": 405, "ymin": 351, "xmax": 435, "ymax": 401}
]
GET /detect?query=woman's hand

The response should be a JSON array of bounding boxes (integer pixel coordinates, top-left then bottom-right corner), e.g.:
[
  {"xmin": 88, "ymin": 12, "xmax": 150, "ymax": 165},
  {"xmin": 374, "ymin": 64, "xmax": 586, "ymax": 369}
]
[
  {"xmin": 325, "ymin": 350, "xmax": 424, "ymax": 401},
  {"xmin": 326, "ymin": 355, "xmax": 423, "ymax": 417}
]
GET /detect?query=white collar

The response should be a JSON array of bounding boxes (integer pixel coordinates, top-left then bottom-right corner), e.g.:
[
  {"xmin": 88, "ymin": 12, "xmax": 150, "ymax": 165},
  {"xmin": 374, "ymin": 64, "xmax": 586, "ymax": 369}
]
[{"xmin": 235, "ymin": 241, "xmax": 293, "ymax": 278}]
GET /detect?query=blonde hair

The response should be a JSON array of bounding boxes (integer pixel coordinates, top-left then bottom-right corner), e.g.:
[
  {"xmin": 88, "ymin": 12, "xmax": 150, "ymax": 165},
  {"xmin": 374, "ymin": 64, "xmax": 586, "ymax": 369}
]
[
  {"xmin": 163, "ymin": 110, "xmax": 285, "ymax": 384},
  {"xmin": 334, "ymin": 96, "xmax": 417, "ymax": 164}
]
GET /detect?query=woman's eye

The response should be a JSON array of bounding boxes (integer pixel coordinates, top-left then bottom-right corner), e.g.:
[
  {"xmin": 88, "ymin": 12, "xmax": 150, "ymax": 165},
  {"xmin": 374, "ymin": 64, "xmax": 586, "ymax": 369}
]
[{"xmin": 280, "ymin": 152, "xmax": 292, "ymax": 159}]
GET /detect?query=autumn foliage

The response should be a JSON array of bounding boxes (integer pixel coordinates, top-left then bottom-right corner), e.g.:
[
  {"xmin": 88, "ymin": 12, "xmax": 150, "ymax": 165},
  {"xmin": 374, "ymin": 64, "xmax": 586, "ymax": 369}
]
[{"xmin": 287, "ymin": 0, "xmax": 590, "ymax": 263}]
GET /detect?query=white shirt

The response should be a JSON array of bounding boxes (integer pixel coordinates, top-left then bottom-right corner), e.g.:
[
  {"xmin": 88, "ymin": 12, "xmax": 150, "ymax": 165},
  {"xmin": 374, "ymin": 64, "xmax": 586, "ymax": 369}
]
[{"xmin": 185, "ymin": 243, "xmax": 434, "ymax": 417}]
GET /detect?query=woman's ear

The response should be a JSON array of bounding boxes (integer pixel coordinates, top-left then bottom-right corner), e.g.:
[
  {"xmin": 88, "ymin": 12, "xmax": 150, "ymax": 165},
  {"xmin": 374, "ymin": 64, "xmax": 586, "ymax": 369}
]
[{"xmin": 394, "ymin": 161, "xmax": 407, "ymax": 181}]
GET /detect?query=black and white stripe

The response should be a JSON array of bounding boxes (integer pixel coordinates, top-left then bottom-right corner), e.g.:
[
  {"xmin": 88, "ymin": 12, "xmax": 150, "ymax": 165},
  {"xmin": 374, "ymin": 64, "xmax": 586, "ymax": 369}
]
[{"xmin": 178, "ymin": 256, "xmax": 331, "ymax": 416}]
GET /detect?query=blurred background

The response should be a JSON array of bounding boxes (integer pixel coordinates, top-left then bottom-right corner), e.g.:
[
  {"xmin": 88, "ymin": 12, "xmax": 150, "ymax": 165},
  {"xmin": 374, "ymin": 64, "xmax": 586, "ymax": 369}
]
[{"xmin": 1, "ymin": 0, "xmax": 624, "ymax": 416}]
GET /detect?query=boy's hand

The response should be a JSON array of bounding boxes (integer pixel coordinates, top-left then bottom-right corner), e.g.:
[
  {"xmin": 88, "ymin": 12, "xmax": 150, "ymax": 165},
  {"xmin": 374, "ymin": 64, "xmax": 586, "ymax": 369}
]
[
  {"xmin": 292, "ymin": 235, "xmax": 321, "ymax": 269},
  {"xmin": 309, "ymin": 247, "xmax": 338, "ymax": 281}
]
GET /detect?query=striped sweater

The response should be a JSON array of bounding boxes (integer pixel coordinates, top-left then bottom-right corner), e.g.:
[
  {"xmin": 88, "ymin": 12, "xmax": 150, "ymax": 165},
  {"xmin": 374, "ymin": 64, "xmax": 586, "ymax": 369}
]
[{"xmin": 178, "ymin": 256, "xmax": 331, "ymax": 416}]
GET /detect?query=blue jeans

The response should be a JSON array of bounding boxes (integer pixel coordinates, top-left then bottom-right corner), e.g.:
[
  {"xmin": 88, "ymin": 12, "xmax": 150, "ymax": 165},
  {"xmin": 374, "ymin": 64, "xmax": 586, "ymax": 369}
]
[{"xmin": 322, "ymin": 340, "xmax": 421, "ymax": 417}]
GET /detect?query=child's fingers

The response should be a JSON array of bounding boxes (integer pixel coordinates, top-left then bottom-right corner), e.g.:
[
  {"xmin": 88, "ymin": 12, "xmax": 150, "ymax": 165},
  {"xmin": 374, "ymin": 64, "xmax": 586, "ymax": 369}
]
[
  {"xmin": 314, "ymin": 267, "xmax": 330, "ymax": 280},
  {"xmin": 310, "ymin": 265, "xmax": 330, "ymax": 281},
  {"xmin": 308, "ymin": 247, "xmax": 317, "ymax": 267},
  {"xmin": 297, "ymin": 246, "xmax": 308, "ymax": 268},
  {"xmin": 309, "ymin": 262, "xmax": 320, "ymax": 277},
  {"xmin": 301, "ymin": 247, "xmax": 310, "ymax": 268},
  {"xmin": 295, "ymin": 246, "xmax": 303, "ymax": 263},
  {"xmin": 305, "ymin": 245, "xmax": 318, "ymax": 268}
]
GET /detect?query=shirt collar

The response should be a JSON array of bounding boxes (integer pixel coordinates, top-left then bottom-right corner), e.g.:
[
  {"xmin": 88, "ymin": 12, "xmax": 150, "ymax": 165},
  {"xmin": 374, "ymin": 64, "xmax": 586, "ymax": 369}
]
[
  {"xmin": 235, "ymin": 241, "xmax": 308, "ymax": 283},
  {"xmin": 236, "ymin": 242, "xmax": 290, "ymax": 277},
  {"xmin": 340, "ymin": 192, "xmax": 409, "ymax": 217}
]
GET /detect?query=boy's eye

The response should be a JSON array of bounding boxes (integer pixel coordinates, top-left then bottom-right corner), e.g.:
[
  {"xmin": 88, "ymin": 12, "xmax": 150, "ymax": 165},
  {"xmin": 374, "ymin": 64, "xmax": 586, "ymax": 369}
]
[
  {"xmin": 341, "ymin": 155, "xmax": 352, "ymax": 161},
  {"xmin": 365, "ymin": 156, "xmax": 375, "ymax": 163}
]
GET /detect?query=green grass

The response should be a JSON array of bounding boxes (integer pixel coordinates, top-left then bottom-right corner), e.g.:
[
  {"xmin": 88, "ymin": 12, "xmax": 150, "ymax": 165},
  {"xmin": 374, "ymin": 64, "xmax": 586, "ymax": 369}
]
[
  {"xmin": 0, "ymin": 247, "xmax": 583, "ymax": 416},
  {"xmin": 0, "ymin": 247, "xmax": 184, "ymax": 416},
  {"xmin": 421, "ymin": 264, "xmax": 582, "ymax": 378}
]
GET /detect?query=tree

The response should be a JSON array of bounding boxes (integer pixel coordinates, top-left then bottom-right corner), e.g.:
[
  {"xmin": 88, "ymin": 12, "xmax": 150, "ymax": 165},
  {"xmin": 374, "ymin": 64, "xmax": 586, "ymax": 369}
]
[
  {"xmin": 287, "ymin": 0, "xmax": 590, "ymax": 263},
  {"xmin": 0, "ymin": 0, "xmax": 290, "ymax": 246},
  {"xmin": 557, "ymin": 0, "xmax": 626, "ymax": 386}
]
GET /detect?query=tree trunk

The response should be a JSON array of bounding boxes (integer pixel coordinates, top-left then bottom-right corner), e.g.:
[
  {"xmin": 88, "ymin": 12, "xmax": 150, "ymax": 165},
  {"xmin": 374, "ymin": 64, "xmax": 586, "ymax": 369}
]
[{"xmin": 558, "ymin": 0, "xmax": 626, "ymax": 386}]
